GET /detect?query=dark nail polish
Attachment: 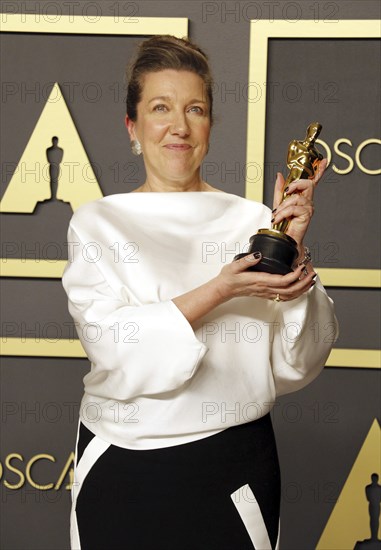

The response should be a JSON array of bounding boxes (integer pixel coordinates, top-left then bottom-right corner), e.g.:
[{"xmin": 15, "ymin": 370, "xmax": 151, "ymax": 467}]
[
  {"xmin": 271, "ymin": 217, "xmax": 275, "ymax": 223},
  {"xmin": 272, "ymin": 208, "xmax": 277, "ymax": 213},
  {"xmin": 312, "ymin": 273, "xmax": 317, "ymax": 280},
  {"xmin": 284, "ymin": 186, "xmax": 289, "ymax": 193},
  {"xmin": 253, "ymin": 251, "xmax": 261, "ymax": 259}
]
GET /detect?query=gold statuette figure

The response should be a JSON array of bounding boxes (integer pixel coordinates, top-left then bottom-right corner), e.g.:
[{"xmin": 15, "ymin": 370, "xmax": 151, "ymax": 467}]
[
  {"xmin": 233, "ymin": 122, "xmax": 323, "ymax": 275},
  {"xmin": 274, "ymin": 122, "xmax": 323, "ymax": 234}
]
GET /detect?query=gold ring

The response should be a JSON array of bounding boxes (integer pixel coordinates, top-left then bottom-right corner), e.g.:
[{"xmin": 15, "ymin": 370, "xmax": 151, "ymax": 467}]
[{"xmin": 274, "ymin": 293, "xmax": 281, "ymax": 302}]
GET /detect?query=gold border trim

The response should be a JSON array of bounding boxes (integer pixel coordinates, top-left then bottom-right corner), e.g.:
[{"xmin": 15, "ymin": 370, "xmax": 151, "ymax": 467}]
[
  {"xmin": 246, "ymin": 19, "xmax": 381, "ymax": 298},
  {"xmin": 1, "ymin": 338, "xmax": 87, "ymax": 358},
  {"xmin": 0, "ymin": 13, "xmax": 188, "ymax": 37},
  {"xmin": 247, "ymin": 19, "xmax": 381, "ymax": 203},
  {"xmin": 1, "ymin": 18, "xmax": 379, "ymax": 371},
  {"xmin": 1, "ymin": 338, "xmax": 379, "ymax": 368},
  {"xmin": 314, "ymin": 268, "xmax": 381, "ymax": 288},
  {"xmin": 1, "ymin": 260, "xmax": 380, "ymax": 288},
  {"xmin": 0, "ymin": 10, "xmax": 188, "ymax": 277},
  {"xmin": 325, "ymin": 349, "xmax": 380, "ymax": 369},
  {"xmin": 1, "ymin": 259, "xmax": 68, "ymax": 279}
]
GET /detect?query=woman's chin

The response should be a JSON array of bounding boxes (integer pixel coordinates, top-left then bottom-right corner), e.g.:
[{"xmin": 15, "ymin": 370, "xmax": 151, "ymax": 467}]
[{"xmin": 158, "ymin": 165, "xmax": 200, "ymax": 182}]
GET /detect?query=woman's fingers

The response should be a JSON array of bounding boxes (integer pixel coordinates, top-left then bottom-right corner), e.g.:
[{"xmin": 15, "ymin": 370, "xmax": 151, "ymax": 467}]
[
  {"xmin": 272, "ymin": 172, "xmax": 285, "ymax": 211},
  {"xmin": 272, "ymin": 193, "xmax": 313, "ymax": 224},
  {"xmin": 272, "ymin": 203, "xmax": 314, "ymax": 226},
  {"xmin": 224, "ymin": 257, "xmax": 316, "ymax": 301},
  {"xmin": 282, "ymin": 178, "xmax": 315, "ymax": 200},
  {"xmin": 232, "ymin": 251, "xmax": 262, "ymax": 272},
  {"xmin": 236, "ymin": 257, "xmax": 312, "ymax": 288},
  {"xmin": 270, "ymin": 269, "xmax": 316, "ymax": 296},
  {"xmin": 249, "ymin": 267, "xmax": 315, "ymax": 301},
  {"xmin": 312, "ymin": 157, "xmax": 327, "ymax": 185},
  {"xmin": 274, "ymin": 158, "xmax": 327, "ymax": 203},
  {"xmin": 260, "ymin": 268, "xmax": 316, "ymax": 301},
  {"xmin": 233, "ymin": 253, "xmax": 291, "ymax": 283},
  {"xmin": 272, "ymin": 192, "xmax": 312, "ymax": 210}
]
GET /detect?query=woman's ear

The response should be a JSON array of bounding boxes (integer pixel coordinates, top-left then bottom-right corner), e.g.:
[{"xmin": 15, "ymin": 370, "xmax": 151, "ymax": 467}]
[{"xmin": 125, "ymin": 115, "xmax": 136, "ymax": 141}]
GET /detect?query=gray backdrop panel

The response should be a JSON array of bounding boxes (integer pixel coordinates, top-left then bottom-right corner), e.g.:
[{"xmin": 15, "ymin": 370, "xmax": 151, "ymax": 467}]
[{"xmin": 1, "ymin": 1, "xmax": 380, "ymax": 549}]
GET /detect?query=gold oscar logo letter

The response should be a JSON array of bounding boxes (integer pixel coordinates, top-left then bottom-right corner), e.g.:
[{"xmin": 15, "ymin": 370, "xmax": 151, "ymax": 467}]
[{"xmin": 0, "ymin": 83, "xmax": 103, "ymax": 213}]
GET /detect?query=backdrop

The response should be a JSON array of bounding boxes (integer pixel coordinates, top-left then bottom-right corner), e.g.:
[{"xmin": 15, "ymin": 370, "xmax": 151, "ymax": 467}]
[{"xmin": 1, "ymin": 1, "xmax": 380, "ymax": 549}]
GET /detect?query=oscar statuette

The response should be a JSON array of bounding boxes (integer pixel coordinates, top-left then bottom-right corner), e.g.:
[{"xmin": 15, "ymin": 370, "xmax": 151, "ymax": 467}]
[{"xmin": 234, "ymin": 122, "xmax": 324, "ymax": 274}]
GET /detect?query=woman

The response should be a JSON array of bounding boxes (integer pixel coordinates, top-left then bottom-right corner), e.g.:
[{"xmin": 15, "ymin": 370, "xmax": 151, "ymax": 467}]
[{"xmin": 62, "ymin": 35, "xmax": 337, "ymax": 550}]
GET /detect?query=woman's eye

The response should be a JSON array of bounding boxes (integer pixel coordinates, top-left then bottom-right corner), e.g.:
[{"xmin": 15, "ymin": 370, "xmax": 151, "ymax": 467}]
[
  {"xmin": 153, "ymin": 104, "xmax": 167, "ymax": 112},
  {"xmin": 189, "ymin": 106, "xmax": 204, "ymax": 114}
]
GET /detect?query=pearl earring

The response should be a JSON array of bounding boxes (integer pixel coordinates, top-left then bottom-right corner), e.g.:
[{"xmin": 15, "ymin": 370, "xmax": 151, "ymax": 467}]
[{"xmin": 131, "ymin": 140, "xmax": 142, "ymax": 156}]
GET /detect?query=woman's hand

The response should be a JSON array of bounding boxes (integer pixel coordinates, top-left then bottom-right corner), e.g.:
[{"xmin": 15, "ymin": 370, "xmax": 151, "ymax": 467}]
[
  {"xmin": 173, "ymin": 166, "xmax": 326, "ymax": 325},
  {"xmin": 215, "ymin": 252, "xmax": 316, "ymax": 303},
  {"xmin": 271, "ymin": 158, "xmax": 327, "ymax": 253},
  {"xmin": 173, "ymin": 252, "xmax": 316, "ymax": 327}
]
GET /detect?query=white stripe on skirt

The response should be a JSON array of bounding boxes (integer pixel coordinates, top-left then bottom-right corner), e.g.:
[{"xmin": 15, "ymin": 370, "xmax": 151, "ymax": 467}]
[
  {"xmin": 70, "ymin": 421, "xmax": 111, "ymax": 550},
  {"xmin": 231, "ymin": 483, "xmax": 280, "ymax": 550},
  {"xmin": 69, "ymin": 421, "xmax": 279, "ymax": 549}
]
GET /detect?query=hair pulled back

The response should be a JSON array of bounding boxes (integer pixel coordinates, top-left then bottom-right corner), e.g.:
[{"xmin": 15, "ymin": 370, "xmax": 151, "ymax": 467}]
[{"xmin": 126, "ymin": 35, "xmax": 214, "ymax": 124}]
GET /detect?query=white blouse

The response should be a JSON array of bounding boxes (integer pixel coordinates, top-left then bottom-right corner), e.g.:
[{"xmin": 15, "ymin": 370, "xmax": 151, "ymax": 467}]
[{"xmin": 62, "ymin": 191, "xmax": 337, "ymax": 450}]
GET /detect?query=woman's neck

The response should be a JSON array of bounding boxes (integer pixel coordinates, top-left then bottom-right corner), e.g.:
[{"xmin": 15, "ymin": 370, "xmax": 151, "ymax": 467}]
[{"xmin": 131, "ymin": 179, "xmax": 222, "ymax": 193}]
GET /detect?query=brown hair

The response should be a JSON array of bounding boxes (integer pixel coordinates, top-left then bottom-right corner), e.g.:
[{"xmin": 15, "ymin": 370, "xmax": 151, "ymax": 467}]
[{"xmin": 126, "ymin": 35, "xmax": 214, "ymax": 124}]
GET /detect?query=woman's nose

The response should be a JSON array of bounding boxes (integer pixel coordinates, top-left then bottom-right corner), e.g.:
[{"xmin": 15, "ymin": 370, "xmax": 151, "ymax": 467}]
[{"xmin": 170, "ymin": 111, "xmax": 190, "ymax": 136}]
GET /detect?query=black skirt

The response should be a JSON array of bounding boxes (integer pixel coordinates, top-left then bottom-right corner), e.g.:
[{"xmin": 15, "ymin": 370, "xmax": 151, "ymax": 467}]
[{"xmin": 71, "ymin": 414, "xmax": 280, "ymax": 550}]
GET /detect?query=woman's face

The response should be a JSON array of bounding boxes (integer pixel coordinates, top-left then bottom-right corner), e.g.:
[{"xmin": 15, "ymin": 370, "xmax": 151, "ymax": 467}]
[{"xmin": 126, "ymin": 69, "xmax": 211, "ymax": 187}]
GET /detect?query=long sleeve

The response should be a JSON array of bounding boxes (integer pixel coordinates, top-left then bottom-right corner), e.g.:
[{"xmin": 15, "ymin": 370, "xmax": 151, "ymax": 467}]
[
  {"xmin": 270, "ymin": 275, "xmax": 338, "ymax": 396},
  {"xmin": 59, "ymin": 192, "xmax": 339, "ymax": 450},
  {"xmin": 62, "ymin": 224, "xmax": 209, "ymax": 401}
]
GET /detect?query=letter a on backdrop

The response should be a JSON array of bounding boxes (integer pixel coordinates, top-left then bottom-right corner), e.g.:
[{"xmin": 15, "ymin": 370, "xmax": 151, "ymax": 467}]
[{"xmin": 0, "ymin": 82, "xmax": 103, "ymax": 213}]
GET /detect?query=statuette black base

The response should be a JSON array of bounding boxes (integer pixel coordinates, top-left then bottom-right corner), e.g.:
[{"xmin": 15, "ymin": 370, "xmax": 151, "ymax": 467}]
[{"xmin": 233, "ymin": 229, "xmax": 298, "ymax": 275}]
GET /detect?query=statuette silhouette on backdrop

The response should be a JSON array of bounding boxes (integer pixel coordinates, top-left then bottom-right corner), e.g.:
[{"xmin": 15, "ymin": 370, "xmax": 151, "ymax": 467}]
[
  {"xmin": 354, "ymin": 473, "xmax": 381, "ymax": 550},
  {"xmin": 46, "ymin": 136, "xmax": 63, "ymax": 202}
]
